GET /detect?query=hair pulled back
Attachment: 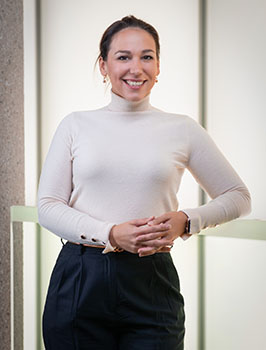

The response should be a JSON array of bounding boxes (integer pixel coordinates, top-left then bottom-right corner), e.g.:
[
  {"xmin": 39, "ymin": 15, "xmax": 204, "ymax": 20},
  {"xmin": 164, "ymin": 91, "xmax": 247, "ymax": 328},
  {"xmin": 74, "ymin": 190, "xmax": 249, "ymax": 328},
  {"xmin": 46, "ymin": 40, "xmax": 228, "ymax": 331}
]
[{"xmin": 97, "ymin": 15, "xmax": 160, "ymax": 62}]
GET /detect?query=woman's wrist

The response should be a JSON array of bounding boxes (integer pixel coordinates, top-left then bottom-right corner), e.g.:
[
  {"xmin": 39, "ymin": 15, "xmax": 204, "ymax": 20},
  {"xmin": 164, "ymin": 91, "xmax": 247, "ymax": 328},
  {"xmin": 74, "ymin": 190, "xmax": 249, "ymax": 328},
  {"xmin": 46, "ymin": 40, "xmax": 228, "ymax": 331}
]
[
  {"xmin": 109, "ymin": 225, "xmax": 119, "ymax": 247},
  {"xmin": 177, "ymin": 211, "xmax": 191, "ymax": 241},
  {"xmin": 177, "ymin": 210, "xmax": 191, "ymax": 234}
]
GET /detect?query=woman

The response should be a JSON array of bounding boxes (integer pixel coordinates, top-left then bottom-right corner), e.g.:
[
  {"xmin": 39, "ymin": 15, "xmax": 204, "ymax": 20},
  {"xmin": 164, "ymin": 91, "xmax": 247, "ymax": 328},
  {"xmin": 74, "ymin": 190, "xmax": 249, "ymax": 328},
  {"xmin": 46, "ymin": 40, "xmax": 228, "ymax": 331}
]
[{"xmin": 38, "ymin": 15, "xmax": 251, "ymax": 349}]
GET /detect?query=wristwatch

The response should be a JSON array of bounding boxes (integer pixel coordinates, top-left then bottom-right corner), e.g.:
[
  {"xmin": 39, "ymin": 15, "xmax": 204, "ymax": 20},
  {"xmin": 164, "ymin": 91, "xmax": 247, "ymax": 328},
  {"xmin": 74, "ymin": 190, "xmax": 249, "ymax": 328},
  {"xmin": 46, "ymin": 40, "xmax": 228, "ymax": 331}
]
[{"xmin": 185, "ymin": 215, "xmax": 191, "ymax": 234}]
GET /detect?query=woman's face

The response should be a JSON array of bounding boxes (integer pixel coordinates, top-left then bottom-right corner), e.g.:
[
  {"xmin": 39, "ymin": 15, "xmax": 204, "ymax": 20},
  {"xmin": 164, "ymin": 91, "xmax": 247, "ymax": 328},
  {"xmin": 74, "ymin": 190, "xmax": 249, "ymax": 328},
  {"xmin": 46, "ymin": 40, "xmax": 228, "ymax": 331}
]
[{"xmin": 99, "ymin": 27, "xmax": 160, "ymax": 102}]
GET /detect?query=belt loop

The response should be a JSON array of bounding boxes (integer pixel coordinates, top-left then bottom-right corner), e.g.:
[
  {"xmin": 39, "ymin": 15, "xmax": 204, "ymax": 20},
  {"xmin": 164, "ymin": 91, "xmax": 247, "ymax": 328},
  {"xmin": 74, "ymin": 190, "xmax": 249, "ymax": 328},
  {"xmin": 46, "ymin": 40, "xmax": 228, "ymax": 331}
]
[{"xmin": 60, "ymin": 238, "xmax": 65, "ymax": 246}]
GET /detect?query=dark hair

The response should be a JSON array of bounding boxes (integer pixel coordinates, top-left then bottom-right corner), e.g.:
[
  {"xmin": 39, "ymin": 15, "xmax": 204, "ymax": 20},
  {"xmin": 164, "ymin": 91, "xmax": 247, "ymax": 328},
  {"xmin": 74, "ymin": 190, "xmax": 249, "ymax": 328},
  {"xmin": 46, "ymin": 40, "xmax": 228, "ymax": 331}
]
[{"xmin": 97, "ymin": 15, "xmax": 160, "ymax": 62}]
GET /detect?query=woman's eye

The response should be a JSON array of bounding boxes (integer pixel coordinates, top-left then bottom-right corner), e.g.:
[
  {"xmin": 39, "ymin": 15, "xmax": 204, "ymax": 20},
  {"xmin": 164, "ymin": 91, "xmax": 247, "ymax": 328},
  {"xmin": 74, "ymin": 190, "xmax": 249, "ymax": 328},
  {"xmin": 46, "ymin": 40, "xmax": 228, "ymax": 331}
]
[
  {"xmin": 142, "ymin": 55, "xmax": 153, "ymax": 60},
  {"xmin": 118, "ymin": 56, "xmax": 129, "ymax": 61}
]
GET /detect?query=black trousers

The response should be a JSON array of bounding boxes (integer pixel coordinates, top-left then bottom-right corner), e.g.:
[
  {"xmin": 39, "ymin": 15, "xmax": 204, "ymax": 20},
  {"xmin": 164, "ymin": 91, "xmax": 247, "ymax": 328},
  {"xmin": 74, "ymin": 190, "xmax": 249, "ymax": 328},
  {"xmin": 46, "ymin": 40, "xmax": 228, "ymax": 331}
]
[{"xmin": 43, "ymin": 242, "xmax": 185, "ymax": 349}]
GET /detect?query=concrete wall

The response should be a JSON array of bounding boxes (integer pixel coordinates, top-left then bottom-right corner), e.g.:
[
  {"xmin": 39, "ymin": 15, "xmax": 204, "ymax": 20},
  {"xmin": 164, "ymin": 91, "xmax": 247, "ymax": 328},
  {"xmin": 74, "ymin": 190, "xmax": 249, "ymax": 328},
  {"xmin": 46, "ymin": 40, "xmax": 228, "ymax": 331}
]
[{"xmin": 0, "ymin": 0, "xmax": 24, "ymax": 349}]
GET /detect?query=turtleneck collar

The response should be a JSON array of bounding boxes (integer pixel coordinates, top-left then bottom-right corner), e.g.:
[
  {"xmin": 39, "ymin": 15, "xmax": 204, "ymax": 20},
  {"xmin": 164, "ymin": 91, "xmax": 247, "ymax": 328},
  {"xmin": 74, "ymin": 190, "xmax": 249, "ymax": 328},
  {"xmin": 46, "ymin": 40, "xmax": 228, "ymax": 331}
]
[{"xmin": 107, "ymin": 90, "xmax": 151, "ymax": 112}]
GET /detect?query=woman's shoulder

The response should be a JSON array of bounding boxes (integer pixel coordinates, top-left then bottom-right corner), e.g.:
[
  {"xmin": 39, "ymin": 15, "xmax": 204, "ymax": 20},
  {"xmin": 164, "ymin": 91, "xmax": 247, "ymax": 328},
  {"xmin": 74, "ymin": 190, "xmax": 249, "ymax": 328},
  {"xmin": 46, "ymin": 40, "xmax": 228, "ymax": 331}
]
[
  {"xmin": 57, "ymin": 107, "xmax": 105, "ymax": 129},
  {"xmin": 151, "ymin": 107, "xmax": 199, "ymax": 126},
  {"xmin": 62, "ymin": 107, "xmax": 103, "ymax": 121}
]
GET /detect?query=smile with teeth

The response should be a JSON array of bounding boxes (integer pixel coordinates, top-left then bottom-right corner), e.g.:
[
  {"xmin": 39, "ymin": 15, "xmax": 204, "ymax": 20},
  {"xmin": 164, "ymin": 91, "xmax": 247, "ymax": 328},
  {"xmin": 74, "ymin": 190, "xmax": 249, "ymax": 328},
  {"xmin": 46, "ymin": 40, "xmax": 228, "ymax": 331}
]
[{"xmin": 124, "ymin": 80, "xmax": 145, "ymax": 86}]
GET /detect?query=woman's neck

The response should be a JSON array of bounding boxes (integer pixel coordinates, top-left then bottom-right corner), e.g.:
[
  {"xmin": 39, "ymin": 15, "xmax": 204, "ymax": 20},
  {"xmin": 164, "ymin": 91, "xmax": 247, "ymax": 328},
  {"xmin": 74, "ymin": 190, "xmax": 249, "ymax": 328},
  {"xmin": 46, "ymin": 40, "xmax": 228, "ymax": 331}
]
[{"xmin": 107, "ymin": 90, "xmax": 151, "ymax": 112}]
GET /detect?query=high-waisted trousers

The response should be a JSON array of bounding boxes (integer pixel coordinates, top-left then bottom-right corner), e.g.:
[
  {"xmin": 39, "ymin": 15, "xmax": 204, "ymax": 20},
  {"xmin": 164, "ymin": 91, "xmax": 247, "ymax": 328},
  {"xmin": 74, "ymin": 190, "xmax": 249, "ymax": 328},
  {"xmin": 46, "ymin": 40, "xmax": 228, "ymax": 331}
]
[{"xmin": 43, "ymin": 242, "xmax": 185, "ymax": 349}]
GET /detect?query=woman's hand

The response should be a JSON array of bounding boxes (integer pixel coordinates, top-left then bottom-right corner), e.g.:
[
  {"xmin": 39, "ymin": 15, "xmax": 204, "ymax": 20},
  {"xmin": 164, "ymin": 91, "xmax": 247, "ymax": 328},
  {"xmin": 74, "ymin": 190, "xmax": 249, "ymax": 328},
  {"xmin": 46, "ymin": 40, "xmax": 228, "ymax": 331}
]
[
  {"xmin": 109, "ymin": 216, "xmax": 173, "ymax": 255},
  {"xmin": 135, "ymin": 211, "xmax": 188, "ymax": 257}
]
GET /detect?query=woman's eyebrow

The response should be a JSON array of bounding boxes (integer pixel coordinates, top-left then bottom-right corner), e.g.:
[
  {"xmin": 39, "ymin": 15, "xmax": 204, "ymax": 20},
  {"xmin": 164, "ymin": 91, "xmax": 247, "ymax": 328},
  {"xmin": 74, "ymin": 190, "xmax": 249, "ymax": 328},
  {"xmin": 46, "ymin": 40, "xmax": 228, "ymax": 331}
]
[
  {"xmin": 114, "ymin": 49, "xmax": 155, "ymax": 55},
  {"xmin": 114, "ymin": 50, "xmax": 131, "ymax": 55},
  {"xmin": 142, "ymin": 49, "xmax": 155, "ymax": 53}
]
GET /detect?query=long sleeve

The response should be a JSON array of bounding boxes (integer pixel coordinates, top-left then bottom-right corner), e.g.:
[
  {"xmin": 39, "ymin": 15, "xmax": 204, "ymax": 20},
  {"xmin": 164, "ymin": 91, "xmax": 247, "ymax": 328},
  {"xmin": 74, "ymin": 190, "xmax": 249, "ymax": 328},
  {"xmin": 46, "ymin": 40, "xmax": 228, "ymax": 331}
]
[
  {"xmin": 37, "ymin": 114, "xmax": 116, "ymax": 245},
  {"xmin": 181, "ymin": 117, "xmax": 251, "ymax": 234}
]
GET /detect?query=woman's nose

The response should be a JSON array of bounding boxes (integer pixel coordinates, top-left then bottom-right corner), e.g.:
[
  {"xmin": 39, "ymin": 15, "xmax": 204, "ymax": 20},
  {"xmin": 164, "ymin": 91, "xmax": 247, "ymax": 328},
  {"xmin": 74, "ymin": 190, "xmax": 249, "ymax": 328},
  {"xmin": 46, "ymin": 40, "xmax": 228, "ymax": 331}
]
[{"xmin": 129, "ymin": 59, "xmax": 142, "ymax": 75}]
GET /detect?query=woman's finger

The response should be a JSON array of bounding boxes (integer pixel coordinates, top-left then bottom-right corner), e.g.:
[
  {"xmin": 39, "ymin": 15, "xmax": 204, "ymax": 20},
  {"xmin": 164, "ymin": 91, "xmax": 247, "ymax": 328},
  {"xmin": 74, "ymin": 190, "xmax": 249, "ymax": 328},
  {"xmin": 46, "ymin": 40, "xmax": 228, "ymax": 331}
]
[
  {"xmin": 132, "ymin": 216, "xmax": 155, "ymax": 226},
  {"xmin": 136, "ymin": 229, "xmax": 169, "ymax": 243},
  {"xmin": 137, "ymin": 223, "xmax": 172, "ymax": 236},
  {"xmin": 139, "ymin": 238, "xmax": 173, "ymax": 248},
  {"xmin": 138, "ymin": 246, "xmax": 157, "ymax": 257},
  {"xmin": 147, "ymin": 214, "xmax": 169, "ymax": 226},
  {"xmin": 157, "ymin": 246, "xmax": 172, "ymax": 253},
  {"xmin": 138, "ymin": 241, "xmax": 174, "ymax": 256}
]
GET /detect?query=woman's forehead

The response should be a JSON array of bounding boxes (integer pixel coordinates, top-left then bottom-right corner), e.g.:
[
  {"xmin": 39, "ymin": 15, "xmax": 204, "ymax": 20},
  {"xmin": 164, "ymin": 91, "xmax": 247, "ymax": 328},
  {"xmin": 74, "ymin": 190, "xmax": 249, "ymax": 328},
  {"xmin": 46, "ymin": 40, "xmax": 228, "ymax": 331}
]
[{"xmin": 109, "ymin": 28, "xmax": 157, "ymax": 52}]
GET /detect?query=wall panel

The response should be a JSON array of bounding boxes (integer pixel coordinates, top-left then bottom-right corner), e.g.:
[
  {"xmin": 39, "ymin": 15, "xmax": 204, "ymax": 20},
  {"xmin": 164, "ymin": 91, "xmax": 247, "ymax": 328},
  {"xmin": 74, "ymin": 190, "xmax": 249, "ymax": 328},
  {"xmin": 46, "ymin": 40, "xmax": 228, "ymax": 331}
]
[{"xmin": 205, "ymin": 1, "xmax": 266, "ymax": 349}]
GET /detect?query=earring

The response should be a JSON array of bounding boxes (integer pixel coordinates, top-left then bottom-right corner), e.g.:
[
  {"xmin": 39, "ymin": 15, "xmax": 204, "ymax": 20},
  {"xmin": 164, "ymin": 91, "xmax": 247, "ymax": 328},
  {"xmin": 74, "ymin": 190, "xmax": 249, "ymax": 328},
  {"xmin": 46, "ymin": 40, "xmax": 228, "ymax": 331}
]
[
  {"xmin": 155, "ymin": 76, "xmax": 158, "ymax": 83},
  {"xmin": 103, "ymin": 75, "xmax": 107, "ymax": 83}
]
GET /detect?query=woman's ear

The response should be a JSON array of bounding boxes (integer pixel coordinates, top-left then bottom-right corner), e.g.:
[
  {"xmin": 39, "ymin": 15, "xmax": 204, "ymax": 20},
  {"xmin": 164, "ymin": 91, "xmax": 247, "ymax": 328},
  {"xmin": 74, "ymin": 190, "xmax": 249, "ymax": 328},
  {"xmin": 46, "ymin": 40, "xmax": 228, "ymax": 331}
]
[
  {"xmin": 156, "ymin": 60, "xmax": 160, "ymax": 77},
  {"xmin": 99, "ymin": 56, "xmax": 107, "ymax": 77}
]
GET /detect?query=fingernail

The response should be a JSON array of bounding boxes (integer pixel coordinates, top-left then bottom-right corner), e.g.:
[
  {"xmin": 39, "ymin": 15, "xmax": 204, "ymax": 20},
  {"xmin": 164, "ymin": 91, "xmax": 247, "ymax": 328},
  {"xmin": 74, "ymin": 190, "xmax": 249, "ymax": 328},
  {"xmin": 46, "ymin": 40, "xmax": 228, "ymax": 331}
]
[{"xmin": 166, "ymin": 224, "xmax": 172, "ymax": 229}]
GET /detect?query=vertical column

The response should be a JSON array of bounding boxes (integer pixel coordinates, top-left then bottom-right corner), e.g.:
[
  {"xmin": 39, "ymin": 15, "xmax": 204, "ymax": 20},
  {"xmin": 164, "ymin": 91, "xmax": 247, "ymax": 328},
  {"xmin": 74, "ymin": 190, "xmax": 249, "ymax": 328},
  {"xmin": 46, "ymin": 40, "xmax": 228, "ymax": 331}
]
[
  {"xmin": 0, "ymin": 0, "xmax": 24, "ymax": 349},
  {"xmin": 198, "ymin": 1, "xmax": 207, "ymax": 349}
]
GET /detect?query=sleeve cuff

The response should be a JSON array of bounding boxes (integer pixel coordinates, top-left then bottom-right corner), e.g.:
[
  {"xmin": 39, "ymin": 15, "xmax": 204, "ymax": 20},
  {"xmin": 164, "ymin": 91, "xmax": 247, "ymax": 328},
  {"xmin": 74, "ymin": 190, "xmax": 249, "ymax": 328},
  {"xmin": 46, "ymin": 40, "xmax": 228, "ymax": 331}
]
[
  {"xmin": 78, "ymin": 222, "xmax": 117, "ymax": 246},
  {"xmin": 102, "ymin": 239, "xmax": 117, "ymax": 254}
]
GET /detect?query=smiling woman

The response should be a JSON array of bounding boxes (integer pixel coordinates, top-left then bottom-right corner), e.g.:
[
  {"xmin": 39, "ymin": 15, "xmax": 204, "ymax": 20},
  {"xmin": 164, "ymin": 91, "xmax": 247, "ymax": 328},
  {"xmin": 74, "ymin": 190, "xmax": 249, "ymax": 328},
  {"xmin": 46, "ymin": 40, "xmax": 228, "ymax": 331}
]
[
  {"xmin": 99, "ymin": 27, "xmax": 160, "ymax": 101},
  {"xmin": 38, "ymin": 15, "xmax": 251, "ymax": 350}
]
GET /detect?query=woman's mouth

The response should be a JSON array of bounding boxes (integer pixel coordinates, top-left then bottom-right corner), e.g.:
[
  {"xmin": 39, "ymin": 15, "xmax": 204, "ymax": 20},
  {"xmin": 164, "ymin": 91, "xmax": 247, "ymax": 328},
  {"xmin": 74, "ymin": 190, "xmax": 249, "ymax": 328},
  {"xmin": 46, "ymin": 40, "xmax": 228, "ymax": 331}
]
[{"xmin": 123, "ymin": 80, "xmax": 146, "ymax": 88}]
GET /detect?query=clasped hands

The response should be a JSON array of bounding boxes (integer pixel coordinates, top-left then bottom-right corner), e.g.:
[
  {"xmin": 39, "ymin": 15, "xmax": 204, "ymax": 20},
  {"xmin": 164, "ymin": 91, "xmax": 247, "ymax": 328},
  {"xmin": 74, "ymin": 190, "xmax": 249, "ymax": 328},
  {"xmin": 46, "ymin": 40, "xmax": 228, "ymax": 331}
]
[{"xmin": 109, "ymin": 211, "xmax": 189, "ymax": 257}]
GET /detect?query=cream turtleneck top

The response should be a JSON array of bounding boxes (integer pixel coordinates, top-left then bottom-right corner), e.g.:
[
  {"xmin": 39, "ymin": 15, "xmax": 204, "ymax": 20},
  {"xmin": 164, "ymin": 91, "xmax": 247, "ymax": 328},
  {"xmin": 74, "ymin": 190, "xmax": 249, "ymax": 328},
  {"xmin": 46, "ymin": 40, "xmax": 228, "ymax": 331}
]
[{"xmin": 37, "ymin": 91, "xmax": 251, "ymax": 253}]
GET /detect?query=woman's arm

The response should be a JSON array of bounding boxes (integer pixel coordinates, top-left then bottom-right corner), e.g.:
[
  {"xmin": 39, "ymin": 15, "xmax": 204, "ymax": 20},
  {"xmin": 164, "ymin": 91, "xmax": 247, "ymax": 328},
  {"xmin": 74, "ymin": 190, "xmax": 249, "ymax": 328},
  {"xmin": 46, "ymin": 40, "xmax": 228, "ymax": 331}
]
[
  {"xmin": 135, "ymin": 117, "xmax": 251, "ymax": 256},
  {"xmin": 181, "ymin": 117, "xmax": 251, "ymax": 234},
  {"xmin": 37, "ymin": 115, "xmax": 116, "ymax": 247}
]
